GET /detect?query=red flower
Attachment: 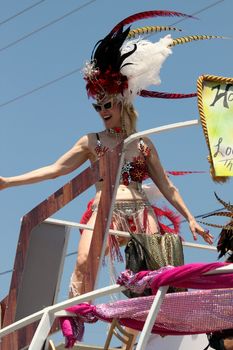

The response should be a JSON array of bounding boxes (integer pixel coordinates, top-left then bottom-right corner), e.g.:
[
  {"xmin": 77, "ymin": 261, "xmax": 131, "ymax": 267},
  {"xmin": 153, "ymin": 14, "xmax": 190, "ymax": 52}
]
[{"xmin": 85, "ymin": 69, "xmax": 128, "ymax": 98}]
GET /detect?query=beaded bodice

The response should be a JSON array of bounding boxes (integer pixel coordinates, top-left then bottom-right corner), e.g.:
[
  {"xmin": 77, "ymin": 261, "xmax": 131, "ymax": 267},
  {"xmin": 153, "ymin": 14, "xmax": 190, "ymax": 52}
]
[{"xmin": 95, "ymin": 133, "xmax": 150, "ymax": 185}]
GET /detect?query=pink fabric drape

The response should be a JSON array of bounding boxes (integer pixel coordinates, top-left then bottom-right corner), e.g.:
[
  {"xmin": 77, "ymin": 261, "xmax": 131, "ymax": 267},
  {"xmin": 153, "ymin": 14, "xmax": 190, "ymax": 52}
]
[
  {"xmin": 117, "ymin": 262, "xmax": 233, "ymax": 294},
  {"xmin": 60, "ymin": 262, "xmax": 233, "ymax": 348}
]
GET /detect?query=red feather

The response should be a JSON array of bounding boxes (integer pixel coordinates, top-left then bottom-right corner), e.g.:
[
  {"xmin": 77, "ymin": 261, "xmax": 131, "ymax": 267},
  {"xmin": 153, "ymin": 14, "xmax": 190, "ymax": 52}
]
[
  {"xmin": 139, "ymin": 90, "xmax": 197, "ymax": 99},
  {"xmin": 111, "ymin": 10, "xmax": 194, "ymax": 33},
  {"xmin": 167, "ymin": 171, "xmax": 206, "ymax": 176},
  {"xmin": 153, "ymin": 206, "xmax": 181, "ymax": 234}
]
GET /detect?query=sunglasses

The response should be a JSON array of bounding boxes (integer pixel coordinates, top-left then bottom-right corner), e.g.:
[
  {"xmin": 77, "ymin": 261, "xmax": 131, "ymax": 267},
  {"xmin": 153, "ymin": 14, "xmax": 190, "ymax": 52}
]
[{"xmin": 92, "ymin": 99, "xmax": 113, "ymax": 112}]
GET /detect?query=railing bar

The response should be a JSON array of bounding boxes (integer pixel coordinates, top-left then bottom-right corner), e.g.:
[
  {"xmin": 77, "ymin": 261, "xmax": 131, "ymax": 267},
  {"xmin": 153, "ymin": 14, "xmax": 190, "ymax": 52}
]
[
  {"xmin": 124, "ymin": 120, "xmax": 199, "ymax": 147},
  {"xmin": 45, "ymin": 218, "xmax": 217, "ymax": 251},
  {"xmin": 182, "ymin": 241, "xmax": 217, "ymax": 251},
  {"xmin": 0, "ymin": 309, "xmax": 48, "ymax": 338},
  {"xmin": 204, "ymin": 264, "xmax": 233, "ymax": 275},
  {"xmin": 0, "ymin": 284, "xmax": 124, "ymax": 339}
]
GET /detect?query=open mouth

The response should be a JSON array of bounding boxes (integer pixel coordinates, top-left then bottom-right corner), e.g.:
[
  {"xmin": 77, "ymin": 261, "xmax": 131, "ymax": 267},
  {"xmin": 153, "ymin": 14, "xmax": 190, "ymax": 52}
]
[{"xmin": 103, "ymin": 115, "xmax": 112, "ymax": 121}]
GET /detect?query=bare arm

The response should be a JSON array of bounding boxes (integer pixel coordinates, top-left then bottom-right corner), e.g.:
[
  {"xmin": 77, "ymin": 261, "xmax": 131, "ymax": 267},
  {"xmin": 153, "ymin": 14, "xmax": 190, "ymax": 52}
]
[
  {"xmin": 0, "ymin": 135, "xmax": 91, "ymax": 190},
  {"xmin": 145, "ymin": 138, "xmax": 213, "ymax": 244}
]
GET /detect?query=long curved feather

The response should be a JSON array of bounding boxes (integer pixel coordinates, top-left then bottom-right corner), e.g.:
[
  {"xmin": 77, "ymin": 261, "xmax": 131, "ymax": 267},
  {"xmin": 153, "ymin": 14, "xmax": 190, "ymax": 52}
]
[
  {"xmin": 170, "ymin": 35, "xmax": 224, "ymax": 47},
  {"xmin": 198, "ymin": 221, "xmax": 226, "ymax": 229},
  {"xmin": 128, "ymin": 26, "xmax": 182, "ymax": 39},
  {"xmin": 139, "ymin": 90, "xmax": 197, "ymax": 99},
  {"xmin": 111, "ymin": 10, "xmax": 193, "ymax": 34},
  {"xmin": 167, "ymin": 171, "xmax": 205, "ymax": 176},
  {"xmin": 214, "ymin": 192, "xmax": 233, "ymax": 212},
  {"xmin": 202, "ymin": 211, "xmax": 233, "ymax": 219}
]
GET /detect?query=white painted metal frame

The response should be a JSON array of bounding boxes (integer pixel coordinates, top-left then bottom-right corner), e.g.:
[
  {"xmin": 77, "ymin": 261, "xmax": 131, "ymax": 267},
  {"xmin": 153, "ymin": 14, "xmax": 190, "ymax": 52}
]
[
  {"xmin": 0, "ymin": 266, "xmax": 233, "ymax": 350},
  {"xmin": 0, "ymin": 284, "xmax": 125, "ymax": 349},
  {"xmin": 1, "ymin": 119, "xmax": 221, "ymax": 350}
]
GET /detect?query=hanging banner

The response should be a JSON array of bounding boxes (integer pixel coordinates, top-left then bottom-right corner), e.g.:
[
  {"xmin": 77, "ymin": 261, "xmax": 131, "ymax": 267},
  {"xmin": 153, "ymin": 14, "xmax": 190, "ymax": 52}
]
[{"xmin": 197, "ymin": 74, "xmax": 233, "ymax": 177}]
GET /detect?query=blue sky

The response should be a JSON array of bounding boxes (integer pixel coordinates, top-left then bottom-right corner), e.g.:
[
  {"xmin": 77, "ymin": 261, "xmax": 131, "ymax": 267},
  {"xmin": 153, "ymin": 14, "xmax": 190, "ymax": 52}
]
[{"xmin": 0, "ymin": 0, "xmax": 232, "ymax": 346}]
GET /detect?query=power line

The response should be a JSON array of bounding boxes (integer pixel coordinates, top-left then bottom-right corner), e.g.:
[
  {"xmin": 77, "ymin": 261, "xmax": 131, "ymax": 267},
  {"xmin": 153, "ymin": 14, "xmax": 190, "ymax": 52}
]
[
  {"xmin": 0, "ymin": 206, "xmax": 225, "ymax": 277},
  {"xmin": 147, "ymin": 0, "xmax": 225, "ymax": 38},
  {"xmin": 0, "ymin": 0, "xmax": 97, "ymax": 54},
  {"xmin": 0, "ymin": 0, "xmax": 46, "ymax": 27},
  {"xmin": 0, "ymin": 269, "xmax": 13, "ymax": 277},
  {"xmin": 170, "ymin": 0, "xmax": 225, "ymax": 25},
  {"xmin": 0, "ymin": 67, "xmax": 81, "ymax": 108}
]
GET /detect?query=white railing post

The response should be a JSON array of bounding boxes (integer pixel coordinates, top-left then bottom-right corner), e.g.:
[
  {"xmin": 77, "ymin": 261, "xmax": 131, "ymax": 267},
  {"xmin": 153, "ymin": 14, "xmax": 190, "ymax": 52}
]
[
  {"xmin": 29, "ymin": 310, "xmax": 55, "ymax": 350},
  {"xmin": 135, "ymin": 286, "xmax": 169, "ymax": 350}
]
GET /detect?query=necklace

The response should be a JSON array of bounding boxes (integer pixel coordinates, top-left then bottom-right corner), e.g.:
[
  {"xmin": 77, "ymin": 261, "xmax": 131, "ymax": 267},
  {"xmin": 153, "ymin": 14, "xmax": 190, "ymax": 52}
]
[
  {"xmin": 106, "ymin": 127, "xmax": 126, "ymax": 135},
  {"xmin": 106, "ymin": 127, "xmax": 126, "ymax": 141},
  {"xmin": 107, "ymin": 127, "xmax": 124, "ymax": 134}
]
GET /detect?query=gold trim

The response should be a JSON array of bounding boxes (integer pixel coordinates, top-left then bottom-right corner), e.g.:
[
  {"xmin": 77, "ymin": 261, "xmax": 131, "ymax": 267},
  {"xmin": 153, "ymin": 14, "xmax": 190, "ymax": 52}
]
[{"xmin": 197, "ymin": 74, "xmax": 233, "ymax": 183}]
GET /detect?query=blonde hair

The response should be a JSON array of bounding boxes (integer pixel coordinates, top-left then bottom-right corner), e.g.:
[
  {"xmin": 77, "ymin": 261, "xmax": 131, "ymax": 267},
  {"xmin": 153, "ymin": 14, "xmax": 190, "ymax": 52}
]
[{"xmin": 121, "ymin": 102, "xmax": 138, "ymax": 136}]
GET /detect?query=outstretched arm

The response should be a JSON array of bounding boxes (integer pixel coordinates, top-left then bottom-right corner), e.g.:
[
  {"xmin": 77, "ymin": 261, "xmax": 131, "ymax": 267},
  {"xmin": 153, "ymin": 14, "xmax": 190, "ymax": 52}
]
[
  {"xmin": 145, "ymin": 138, "xmax": 213, "ymax": 244},
  {"xmin": 0, "ymin": 135, "xmax": 91, "ymax": 190}
]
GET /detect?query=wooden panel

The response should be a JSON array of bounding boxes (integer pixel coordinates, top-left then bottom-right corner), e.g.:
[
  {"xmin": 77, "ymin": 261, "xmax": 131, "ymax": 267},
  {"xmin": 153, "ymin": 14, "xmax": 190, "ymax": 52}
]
[
  {"xmin": 0, "ymin": 142, "xmax": 123, "ymax": 350},
  {"xmin": 83, "ymin": 143, "xmax": 122, "ymax": 294},
  {"xmin": 0, "ymin": 297, "xmax": 7, "ymax": 329}
]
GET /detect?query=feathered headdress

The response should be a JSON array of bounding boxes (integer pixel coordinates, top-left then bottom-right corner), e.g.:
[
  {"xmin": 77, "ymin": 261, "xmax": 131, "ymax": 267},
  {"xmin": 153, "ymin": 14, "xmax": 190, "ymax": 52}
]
[
  {"xmin": 199, "ymin": 192, "xmax": 233, "ymax": 261},
  {"xmin": 83, "ymin": 10, "xmax": 223, "ymax": 103}
]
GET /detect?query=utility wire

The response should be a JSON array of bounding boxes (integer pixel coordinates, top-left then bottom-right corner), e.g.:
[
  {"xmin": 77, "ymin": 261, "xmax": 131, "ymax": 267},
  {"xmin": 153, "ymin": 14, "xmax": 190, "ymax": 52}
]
[
  {"xmin": 147, "ymin": 0, "xmax": 225, "ymax": 38},
  {"xmin": 0, "ymin": 0, "xmax": 225, "ymax": 109},
  {"xmin": 170, "ymin": 0, "xmax": 225, "ymax": 25},
  {"xmin": 0, "ymin": 68, "xmax": 81, "ymax": 108},
  {"xmin": 0, "ymin": 206, "xmax": 225, "ymax": 276},
  {"xmin": 0, "ymin": 269, "xmax": 14, "ymax": 277},
  {"xmin": 0, "ymin": 0, "xmax": 97, "ymax": 54},
  {"xmin": 0, "ymin": 1, "xmax": 46, "ymax": 27}
]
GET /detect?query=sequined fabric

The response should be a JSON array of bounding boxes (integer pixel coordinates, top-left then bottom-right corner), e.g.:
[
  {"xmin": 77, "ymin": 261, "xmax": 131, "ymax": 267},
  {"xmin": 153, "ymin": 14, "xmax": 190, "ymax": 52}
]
[
  {"xmin": 96, "ymin": 288, "xmax": 233, "ymax": 334},
  {"xmin": 127, "ymin": 232, "xmax": 184, "ymax": 269},
  {"xmin": 120, "ymin": 156, "xmax": 149, "ymax": 185},
  {"xmin": 60, "ymin": 262, "xmax": 233, "ymax": 347}
]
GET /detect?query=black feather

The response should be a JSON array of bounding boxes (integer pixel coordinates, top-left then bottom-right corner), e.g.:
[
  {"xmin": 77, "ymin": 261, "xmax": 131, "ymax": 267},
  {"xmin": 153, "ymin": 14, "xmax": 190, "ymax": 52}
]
[
  {"xmin": 91, "ymin": 26, "xmax": 135, "ymax": 73},
  {"xmin": 217, "ymin": 222, "xmax": 233, "ymax": 259}
]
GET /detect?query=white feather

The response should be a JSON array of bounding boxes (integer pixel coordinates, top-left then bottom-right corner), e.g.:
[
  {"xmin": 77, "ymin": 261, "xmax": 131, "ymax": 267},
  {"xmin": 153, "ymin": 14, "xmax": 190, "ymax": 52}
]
[{"xmin": 120, "ymin": 34, "xmax": 173, "ymax": 103}]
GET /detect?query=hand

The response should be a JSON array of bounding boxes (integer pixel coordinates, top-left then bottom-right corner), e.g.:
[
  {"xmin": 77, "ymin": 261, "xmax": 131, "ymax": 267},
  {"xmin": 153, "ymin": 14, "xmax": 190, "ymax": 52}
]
[
  {"xmin": 0, "ymin": 177, "xmax": 9, "ymax": 190},
  {"xmin": 188, "ymin": 218, "xmax": 213, "ymax": 245}
]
